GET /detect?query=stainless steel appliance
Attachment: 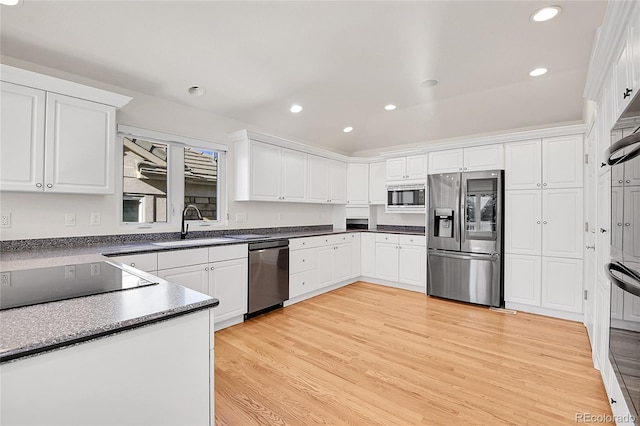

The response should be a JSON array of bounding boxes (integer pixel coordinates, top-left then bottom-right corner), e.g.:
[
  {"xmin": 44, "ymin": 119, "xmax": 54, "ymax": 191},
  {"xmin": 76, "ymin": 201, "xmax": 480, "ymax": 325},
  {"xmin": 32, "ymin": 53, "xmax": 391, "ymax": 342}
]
[
  {"xmin": 605, "ymin": 130, "xmax": 640, "ymax": 423},
  {"xmin": 246, "ymin": 239, "xmax": 289, "ymax": 318},
  {"xmin": 427, "ymin": 170, "xmax": 504, "ymax": 307},
  {"xmin": 386, "ymin": 184, "xmax": 426, "ymax": 213},
  {"xmin": 0, "ymin": 261, "xmax": 157, "ymax": 310}
]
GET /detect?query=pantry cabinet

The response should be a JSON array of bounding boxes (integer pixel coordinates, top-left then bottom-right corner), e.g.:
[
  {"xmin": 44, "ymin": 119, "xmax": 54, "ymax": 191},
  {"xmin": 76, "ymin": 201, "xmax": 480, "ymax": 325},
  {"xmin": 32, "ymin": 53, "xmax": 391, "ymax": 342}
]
[
  {"xmin": 386, "ymin": 154, "xmax": 426, "ymax": 182},
  {"xmin": 0, "ymin": 66, "xmax": 130, "ymax": 194},
  {"xmin": 427, "ymin": 144, "xmax": 504, "ymax": 174}
]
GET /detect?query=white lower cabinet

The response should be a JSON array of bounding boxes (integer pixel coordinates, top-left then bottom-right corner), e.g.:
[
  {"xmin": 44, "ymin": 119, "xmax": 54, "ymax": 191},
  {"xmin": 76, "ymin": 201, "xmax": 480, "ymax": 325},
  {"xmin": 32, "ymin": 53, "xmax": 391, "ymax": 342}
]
[
  {"xmin": 505, "ymin": 253, "xmax": 583, "ymax": 315},
  {"xmin": 374, "ymin": 233, "xmax": 426, "ymax": 289},
  {"xmin": 110, "ymin": 252, "xmax": 158, "ymax": 274},
  {"xmin": 156, "ymin": 245, "xmax": 248, "ymax": 330}
]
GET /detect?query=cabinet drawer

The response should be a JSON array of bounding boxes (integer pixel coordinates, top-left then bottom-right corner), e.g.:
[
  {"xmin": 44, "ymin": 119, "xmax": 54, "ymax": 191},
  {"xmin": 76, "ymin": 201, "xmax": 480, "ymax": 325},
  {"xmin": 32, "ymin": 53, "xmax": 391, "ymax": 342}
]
[
  {"xmin": 157, "ymin": 248, "xmax": 209, "ymax": 270},
  {"xmin": 290, "ymin": 270, "xmax": 319, "ymax": 298},
  {"xmin": 290, "ymin": 248, "xmax": 317, "ymax": 274},
  {"xmin": 290, "ymin": 236, "xmax": 324, "ymax": 250},
  {"xmin": 376, "ymin": 233, "xmax": 399, "ymax": 244},
  {"xmin": 209, "ymin": 244, "xmax": 247, "ymax": 262},
  {"xmin": 399, "ymin": 235, "xmax": 425, "ymax": 246},
  {"xmin": 111, "ymin": 252, "xmax": 158, "ymax": 272}
]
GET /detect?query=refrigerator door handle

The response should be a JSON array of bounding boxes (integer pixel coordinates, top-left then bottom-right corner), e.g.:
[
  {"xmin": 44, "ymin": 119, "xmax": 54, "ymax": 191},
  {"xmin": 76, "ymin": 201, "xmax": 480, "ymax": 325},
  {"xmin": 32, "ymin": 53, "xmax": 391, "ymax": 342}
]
[{"xmin": 428, "ymin": 250, "xmax": 499, "ymax": 261}]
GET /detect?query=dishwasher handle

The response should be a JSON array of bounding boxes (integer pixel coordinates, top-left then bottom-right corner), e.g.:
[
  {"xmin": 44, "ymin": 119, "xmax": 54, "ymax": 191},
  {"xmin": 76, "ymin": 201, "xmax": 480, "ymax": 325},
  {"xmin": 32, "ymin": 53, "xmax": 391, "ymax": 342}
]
[{"xmin": 248, "ymin": 239, "xmax": 289, "ymax": 251}]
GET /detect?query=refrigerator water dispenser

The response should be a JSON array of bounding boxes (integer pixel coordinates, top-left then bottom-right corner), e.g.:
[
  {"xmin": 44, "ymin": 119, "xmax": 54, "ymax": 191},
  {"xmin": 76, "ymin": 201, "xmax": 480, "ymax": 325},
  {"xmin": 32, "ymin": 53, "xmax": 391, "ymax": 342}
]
[{"xmin": 434, "ymin": 208, "xmax": 454, "ymax": 238}]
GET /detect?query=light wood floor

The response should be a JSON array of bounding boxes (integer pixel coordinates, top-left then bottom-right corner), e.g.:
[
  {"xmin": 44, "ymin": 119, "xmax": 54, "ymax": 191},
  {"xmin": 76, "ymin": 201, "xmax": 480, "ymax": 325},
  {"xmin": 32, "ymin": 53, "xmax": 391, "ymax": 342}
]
[{"xmin": 214, "ymin": 282, "xmax": 612, "ymax": 425}]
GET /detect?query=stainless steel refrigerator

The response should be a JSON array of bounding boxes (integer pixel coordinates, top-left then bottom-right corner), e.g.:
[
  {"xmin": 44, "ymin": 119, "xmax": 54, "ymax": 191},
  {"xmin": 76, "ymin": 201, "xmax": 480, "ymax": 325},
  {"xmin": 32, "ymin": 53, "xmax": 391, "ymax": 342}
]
[{"xmin": 427, "ymin": 170, "xmax": 504, "ymax": 307}]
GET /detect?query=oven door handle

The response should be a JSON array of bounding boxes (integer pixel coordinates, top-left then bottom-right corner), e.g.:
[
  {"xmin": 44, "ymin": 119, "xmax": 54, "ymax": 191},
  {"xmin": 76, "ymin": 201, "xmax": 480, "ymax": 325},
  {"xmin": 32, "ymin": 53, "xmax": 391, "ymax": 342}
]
[
  {"xmin": 605, "ymin": 262, "xmax": 640, "ymax": 297},
  {"xmin": 604, "ymin": 130, "xmax": 640, "ymax": 166}
]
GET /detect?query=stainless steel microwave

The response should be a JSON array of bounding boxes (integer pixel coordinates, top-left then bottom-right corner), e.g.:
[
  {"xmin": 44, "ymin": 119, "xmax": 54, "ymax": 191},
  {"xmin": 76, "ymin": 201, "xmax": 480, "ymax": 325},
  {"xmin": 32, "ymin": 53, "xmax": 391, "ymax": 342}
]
[{"xmin": 386, "ymin": 184, "xmax": 426, "ymax": 213}]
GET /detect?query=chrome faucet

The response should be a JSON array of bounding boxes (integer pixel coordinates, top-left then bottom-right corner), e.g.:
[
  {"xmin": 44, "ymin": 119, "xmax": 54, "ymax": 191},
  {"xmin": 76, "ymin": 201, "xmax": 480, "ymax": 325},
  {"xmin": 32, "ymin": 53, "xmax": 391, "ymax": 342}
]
[{"xmin": 181, "ymin": 204, "xmax": 203, "ymax": 239}]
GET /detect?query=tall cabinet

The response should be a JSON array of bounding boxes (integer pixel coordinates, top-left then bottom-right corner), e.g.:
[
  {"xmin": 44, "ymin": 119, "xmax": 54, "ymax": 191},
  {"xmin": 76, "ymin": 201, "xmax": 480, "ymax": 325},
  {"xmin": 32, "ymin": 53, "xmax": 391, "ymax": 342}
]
[{"xmin": 504, "ymin": 135, "xmax": 585, "ymax": 317}]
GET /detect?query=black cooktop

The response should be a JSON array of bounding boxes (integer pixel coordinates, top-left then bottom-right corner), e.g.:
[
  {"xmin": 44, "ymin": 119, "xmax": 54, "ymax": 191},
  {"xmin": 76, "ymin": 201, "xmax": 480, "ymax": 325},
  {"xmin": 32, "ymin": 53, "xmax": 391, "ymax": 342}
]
[{"xmin": 0, "ymin": 261, "xmax": 158, "ymax": 311}]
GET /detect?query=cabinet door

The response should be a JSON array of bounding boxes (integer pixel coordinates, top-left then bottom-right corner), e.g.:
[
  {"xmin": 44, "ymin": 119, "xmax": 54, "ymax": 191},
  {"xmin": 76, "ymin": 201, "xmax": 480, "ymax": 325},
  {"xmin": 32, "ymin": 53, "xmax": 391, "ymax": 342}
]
[
  {"xmin": 428, "ymin": 149, "xmax": 463, "ymax": 174},
  {"xmin": 630, "ymin": 6, "xmax": 640, "ymax": 92},
  {"xmin": 405, "ymin": 154, "xmax": 426, "ymax": 179},
  {"xmin": 597, "ymin": 171, "xmax": 612, "ymax": 284},
  {"xmin": 45, "ymin": 93, "xmax": 116, "ymax": 194},
  {"xmin": 386, "ymin": 157, "xmax": 406, "ymax": 181},
  {"xmin": 281, "ymin": 149, "xmax": 307, "ymax": 201},
  {"xmin": 375, "ymin": 242, "xmax": 398, "ymax": 281},
  {"xmin": 0, "ymin": 82, "xmax": 46, "ymax": 192},
  {"xmin": 347, "ymin": 163, "xmax": 369, "ymax": 204},
  {"xmin": 250, "ymin": 141, "xmax": 281, "ymax": 201},
  {"xmin": 623, "ymin": 186, "xmax": 640, "ymax": 263},
  {"xmin": 157, "ymin": 264, "xmax": 209, "ymax": 295},
  {"xmin": 623, "ymin": 125, "xmax": 640, "ymax": 186},
  {"xmin": 369, "ymin": 162, "xmax": 387, "ymax": 204},
  {"xmin": 611, "ymin": 130, "xmax": 625, "ymax": 187},
  {"xmin": 541, "ymin": 257, "xmax": 583, "ymax": 313},
  {"xmin": 504, "ymin": 190, "xmax": 542, "ymax": 255},
  {"xmin": 398, "ymin": 245, "xmax": 425, "ymax": 287},
  {"xmin": 614, "ymin": 40, "xmax": 632, "ymax": 118},
  {"xmin": 463, "ymin": 144, "xmax": 504, "ymax": 172},
  {"xmin": 611, "ymin": 283, "xmax": 625, "ymax": 320},
  {"xmin": 350, "ymin": 233, "xmax": 361, "ymax": 278},
  {"xmin": 308, "ymin": 156, "xmax": 329, "ymax": 203},
  {"xmin": 542, "ymin": 135, "xmax": 583, "ymax": 189},
  {"xmin": 208, "ymin": 258, "xmax": 248, "ymax": 322},
  {"xmin": 361, "ymin": 233, "xmax": 376, "ymax": 277},
  {"xmin": 333, "ymin": 244, "xmax": 352, "ymax": 283},
  {"xmin": 505, "ymin": 139, "xmax": 541, "ymax": 190},
  {"xmin": 316, "ymin": 245, "xmax": 335, "ymax": 287},
  {"xmin": 612, "ymin": 186, "xmax": 624, "ymax": 261},
  {"xmin": 504, "ymin": 254, "xmax": 541, "ymax": 306},
  {"xmin": 542, "ymin": 188, "xmax": 584, "ymax": 259},
  {"xmin": 623, "ymin": 284, "xmax": 640, "ymax": 323},
  {"xmin": 328, "ymin": 160, "xmax": 347, "ymax": 203}
]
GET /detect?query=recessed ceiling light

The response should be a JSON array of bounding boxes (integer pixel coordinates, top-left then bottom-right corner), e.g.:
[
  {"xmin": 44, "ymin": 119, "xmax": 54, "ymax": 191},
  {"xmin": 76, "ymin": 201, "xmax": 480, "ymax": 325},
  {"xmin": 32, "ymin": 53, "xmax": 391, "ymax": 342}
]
[
  {"xmin": 343, "ymin": 126, "xmax": 353, "ymax": 133},
  {"xmin": 290, "ymin": 104, "xmax": 303, "ymax": 113},
  {"xmin": 384, "ymin": 104, "xmax": 397, "ymax": 111},
  {"xmin": 529, "ymin": 68, "xmax": 548, "ymax": 77},
  {"xmin": 187, "ymin": 86, "xmax": 206, "ymax": 96},
  {"xmin": 0, "ymin": 0, "xmax": 20, "ymax": 5},
  {"xmin": 420, "ymin": 79, "xmax": 438, "ymax": 88},
  {"xmin": 531, "ymin": 6, "xmax": 562, "ymax": 22}
]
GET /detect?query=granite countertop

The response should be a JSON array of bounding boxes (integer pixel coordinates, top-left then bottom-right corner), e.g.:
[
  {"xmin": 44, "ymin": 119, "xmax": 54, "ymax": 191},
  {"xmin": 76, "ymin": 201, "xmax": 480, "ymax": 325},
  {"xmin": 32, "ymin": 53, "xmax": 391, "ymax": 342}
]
[
  {"xmin": 0, "ymin": 225, "xmax": 423, "ymax": 362},
  {"xmin": 0, "ymin": 260, "xmax": 218, "ymax": 363}
]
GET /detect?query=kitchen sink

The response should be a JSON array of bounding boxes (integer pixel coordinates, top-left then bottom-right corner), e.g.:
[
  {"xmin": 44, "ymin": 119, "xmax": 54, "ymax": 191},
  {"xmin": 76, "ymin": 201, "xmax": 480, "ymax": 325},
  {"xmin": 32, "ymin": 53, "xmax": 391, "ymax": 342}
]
[{"xmin": 152, "ymin": 238, "xmax": 233, "ymax": 247}]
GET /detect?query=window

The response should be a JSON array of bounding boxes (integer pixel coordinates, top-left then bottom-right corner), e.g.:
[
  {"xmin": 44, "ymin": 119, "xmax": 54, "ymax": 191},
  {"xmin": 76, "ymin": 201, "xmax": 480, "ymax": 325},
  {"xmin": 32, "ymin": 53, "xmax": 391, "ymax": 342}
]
[{"xmin": 118, "ymin": 126, "xmax": 227, "ymax": 227}]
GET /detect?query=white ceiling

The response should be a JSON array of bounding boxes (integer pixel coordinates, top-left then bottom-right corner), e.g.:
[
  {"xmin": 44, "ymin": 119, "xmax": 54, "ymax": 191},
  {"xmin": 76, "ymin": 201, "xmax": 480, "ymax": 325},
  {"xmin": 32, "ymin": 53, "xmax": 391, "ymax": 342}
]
[{"xmin": 0, "ymin": 1, "xmax": 607, "ymax": 155}]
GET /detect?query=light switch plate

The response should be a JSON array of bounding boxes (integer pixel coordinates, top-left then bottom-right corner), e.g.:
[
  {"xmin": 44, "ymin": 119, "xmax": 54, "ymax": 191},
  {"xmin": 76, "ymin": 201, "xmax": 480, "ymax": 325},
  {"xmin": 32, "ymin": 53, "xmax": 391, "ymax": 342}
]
[
  {"xmin": 90, "ymin": 212, "xmax": 101, "ymax": 226},
  {"xmin": 65, "ymin": 213, "xmax": 76, "ymax": 227},
  {"xmin": 0, "ymin": 213, "xmax": 11, "ymax": 228}
]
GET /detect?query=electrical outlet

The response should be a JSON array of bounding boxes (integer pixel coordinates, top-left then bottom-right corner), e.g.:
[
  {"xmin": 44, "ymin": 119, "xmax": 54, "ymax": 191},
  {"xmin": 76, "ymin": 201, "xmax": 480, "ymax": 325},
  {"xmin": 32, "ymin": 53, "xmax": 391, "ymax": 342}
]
[
  {"xmin": 0, "ymin": 272, "xmax": 10, "ymax": 287},
  {"xmin": 90, "ymin": 263, "xmax": 101, "ymax": 276},
  {"xmin": 235, "ymin": 213, "xmax": 247, "ymax": 223},
  {"xmin": 65, "ymin": 213, "xmax": 76, "ymax": 227},
  {"xmin": 90, "ymin": 212, "xmax": 101, "ymax": 226},
  {"xmin": 64, "ymin": 265, "xmax": 76, "ymax": 279},
  {"xmin": 0, "ymin": 213, "xmax": 11, "ymax": 228}
]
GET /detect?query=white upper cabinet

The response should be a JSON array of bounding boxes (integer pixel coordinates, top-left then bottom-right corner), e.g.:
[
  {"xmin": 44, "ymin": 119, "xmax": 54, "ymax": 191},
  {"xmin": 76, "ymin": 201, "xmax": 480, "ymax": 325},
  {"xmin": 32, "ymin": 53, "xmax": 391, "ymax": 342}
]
[
  {"xmin": 0, "ymin": 66, "xmax": 130, "ymax": 194},
  {"xmin": 0, "ymin": 82, "xmax": 46, "ymax": 192},
  {"xmin": 237, "ymin": 140, "xmax": 307, "ymax": 202},
  {"xmin": 505, "ymin": 135, "xmax": 583, "ymax": 190},
  {"xmin": 542, "ymin": 135, "xmax": 584, "ymax": 189},
  {"xmin": 428, "ymin": 145, "xmax": 503, "ymax": 174},
  {"xmin": 328, "ymin": 160, "xmax": 347, "ymax": 204},
  {"xmin": 504, "ymin": 140, "xmax": 542, "ymax": 190},
  {"xmin": 368, "ymin": 162, "xmax": 386, "ymax": 205},
  {"xmin": 347, "ymin": 163, "xmax": 369, "ymax": 205},
  {"xmin": 386, "ymin": 154, "xmax": 426, "ymax": 182},
  {"xmin": 614, "ymin": 37, "xmax": 633, "ymax": 118},
  {"xmin": 630, "ymin": 5, "xmax": 640, "ymax": 92},
  {"xmin": 307, "ymin": 156, "xmax": 346, "ymax": 204}
]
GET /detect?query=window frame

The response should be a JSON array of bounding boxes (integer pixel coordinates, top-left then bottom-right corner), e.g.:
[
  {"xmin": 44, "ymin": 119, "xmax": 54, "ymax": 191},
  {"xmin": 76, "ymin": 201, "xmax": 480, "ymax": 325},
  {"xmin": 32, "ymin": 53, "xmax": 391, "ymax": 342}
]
[{"xmin": 117, "ymin": 125, "xmax": 228, "ymax": 231}]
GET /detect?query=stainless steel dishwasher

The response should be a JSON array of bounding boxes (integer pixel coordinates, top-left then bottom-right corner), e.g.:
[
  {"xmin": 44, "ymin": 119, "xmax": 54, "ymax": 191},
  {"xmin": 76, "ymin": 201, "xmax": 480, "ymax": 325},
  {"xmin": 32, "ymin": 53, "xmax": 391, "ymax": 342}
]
[{"xmin": 246, "ymin": 239, "xmax": 289, "ymax": 318}]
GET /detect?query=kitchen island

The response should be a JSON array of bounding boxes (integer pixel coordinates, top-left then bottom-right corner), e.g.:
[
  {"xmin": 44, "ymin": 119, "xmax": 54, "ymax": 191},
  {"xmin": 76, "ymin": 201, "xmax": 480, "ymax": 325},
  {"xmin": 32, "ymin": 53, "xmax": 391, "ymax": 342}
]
[{"xmin": 0, "ymin": 255, "xmax": 218, "ymax": 426}]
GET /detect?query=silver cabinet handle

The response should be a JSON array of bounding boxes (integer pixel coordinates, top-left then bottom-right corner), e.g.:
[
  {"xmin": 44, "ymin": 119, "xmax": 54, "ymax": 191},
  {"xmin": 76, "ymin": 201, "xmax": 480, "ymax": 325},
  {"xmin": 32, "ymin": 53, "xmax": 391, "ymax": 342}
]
[
  {"xmin": 585, "ymin": 245, "xmax": 595, "ymax": 250},
  {"xmin": 626, "ymin": 180, "xmax": 631, "ymax": 183},
  {"xmin": 36, "ymin": 183, "xmax": 43, "ymax": 188},
  {"xmin": 619, "ymin": 180, "xmax": 624, "ymax": 184},
  {"xmin": 302, "ymin": 259, "xmax": 306, "ymax": 262},
  {"xmin": 536, "ymin": 221, "xmax": 541, "ymax": 224},
  {"xmin": 543, "ymin": 221, "xmax": 547, "ymax": 224},
  {"xmin": 617, "ymin": 223, "xmax": 623, "ymax": 226},
  {"xmin": 130, "ymin": 262, "xmax": 136, "ymax": 267},
  {"xmin": 302, "ymin": 242, "xmax": 306, "ymax": 245},
  {"xmin": 205, "ymin": 267, "xmax": 209, "ymax": 271},
  {"xmin": 302, "ymin": 282, "xmax": 306, "ymax": 285},
  {"xmin": 625, "ymin": 223, "xmax": 631, "ymax": 226},
  {"xmin": 543, "ymin": 183, "xmax": 547, "ymax": 186},
  {"xmin": 46, "ymin": 183, "xmax": 53, "ymax": 188},
  {"xmin": 537, "ymin": 183, "xmax": 541, "ymax": 187}
]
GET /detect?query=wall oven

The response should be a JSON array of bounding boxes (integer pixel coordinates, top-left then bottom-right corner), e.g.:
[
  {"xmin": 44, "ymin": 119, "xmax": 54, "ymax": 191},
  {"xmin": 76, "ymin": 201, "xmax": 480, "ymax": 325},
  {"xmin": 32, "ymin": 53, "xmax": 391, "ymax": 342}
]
[
  {"xmin": 605, "ymin": 129, "xmax": 640, "ymax": 424},
  {"xmin": 386, "ymin": 184, "xmax": 425, "ymax": 213}
]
